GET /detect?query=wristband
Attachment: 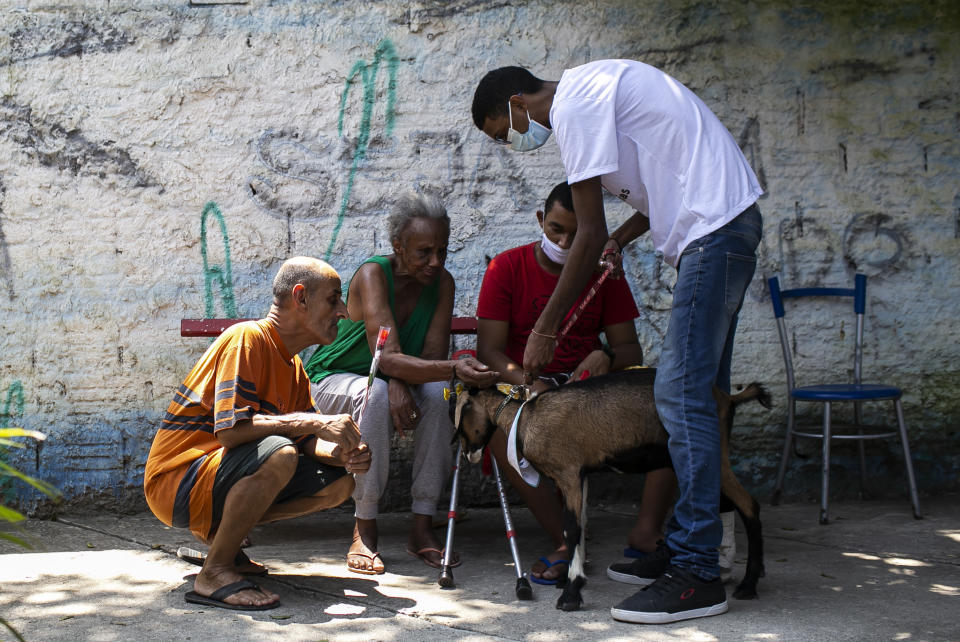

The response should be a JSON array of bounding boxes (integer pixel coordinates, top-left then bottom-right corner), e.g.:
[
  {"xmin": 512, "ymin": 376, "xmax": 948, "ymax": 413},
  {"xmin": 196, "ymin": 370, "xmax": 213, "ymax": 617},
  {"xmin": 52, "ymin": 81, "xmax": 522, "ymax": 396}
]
[
  {"xmin": 608, "ymin": 237, "xmax": 622, "ymax": 252},
  {"xmin": 530, "ymin": 329, "xmax": 558, "ymax": 340}
]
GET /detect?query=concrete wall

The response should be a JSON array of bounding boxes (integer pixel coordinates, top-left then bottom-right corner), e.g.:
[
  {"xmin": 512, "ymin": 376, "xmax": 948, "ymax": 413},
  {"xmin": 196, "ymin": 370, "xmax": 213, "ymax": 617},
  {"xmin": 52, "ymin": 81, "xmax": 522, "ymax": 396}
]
[{"xmin": 1, "ymin": 0, "xmax": 958, "ymax": 512}]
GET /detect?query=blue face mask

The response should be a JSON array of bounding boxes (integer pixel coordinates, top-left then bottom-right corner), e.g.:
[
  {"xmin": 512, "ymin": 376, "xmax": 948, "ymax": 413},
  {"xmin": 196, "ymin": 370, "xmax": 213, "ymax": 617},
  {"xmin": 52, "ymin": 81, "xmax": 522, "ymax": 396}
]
[{"xmin": 507, "ymin": 100, "xmax": 552, "ymax": 152}]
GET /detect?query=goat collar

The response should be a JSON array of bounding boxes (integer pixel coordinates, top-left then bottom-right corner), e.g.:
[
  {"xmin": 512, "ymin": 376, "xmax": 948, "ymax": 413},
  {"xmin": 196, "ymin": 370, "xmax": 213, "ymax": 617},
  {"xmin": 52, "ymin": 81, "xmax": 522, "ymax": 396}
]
[{"xmin": 494, "ymin": 383, "xmax": 530, "ymax": 423}]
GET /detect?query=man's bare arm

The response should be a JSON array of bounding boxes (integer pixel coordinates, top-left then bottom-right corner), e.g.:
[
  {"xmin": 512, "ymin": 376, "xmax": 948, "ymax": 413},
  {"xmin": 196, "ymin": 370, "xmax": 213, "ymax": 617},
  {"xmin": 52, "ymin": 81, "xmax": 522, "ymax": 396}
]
[
  {"xmin": 610, "ymin": 211, "xmax": 650, "ymax": 249},
  {"xmin": 217, "ymin": 412, "xmax": 361, "ymax": 453},
  {"xmin": 477, "ymin": 318, "xmax": 526, "ymax": 385}
]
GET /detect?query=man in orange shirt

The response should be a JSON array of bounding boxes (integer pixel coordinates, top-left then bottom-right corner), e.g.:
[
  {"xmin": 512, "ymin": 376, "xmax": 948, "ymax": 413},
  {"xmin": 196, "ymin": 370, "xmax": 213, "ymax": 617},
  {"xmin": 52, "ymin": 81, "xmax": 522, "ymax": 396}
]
[{"xmin": 144, "ymin": 257, "xmax": 370, "ymax": 611}]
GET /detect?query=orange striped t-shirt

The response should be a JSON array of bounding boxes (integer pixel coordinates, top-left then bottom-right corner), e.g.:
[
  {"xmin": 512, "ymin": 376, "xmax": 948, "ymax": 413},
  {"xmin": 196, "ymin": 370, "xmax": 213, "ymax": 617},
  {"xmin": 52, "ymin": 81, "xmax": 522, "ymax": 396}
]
[{"xmin": 143, "ymin": 319, "xmax": 314, "ymax": 539}]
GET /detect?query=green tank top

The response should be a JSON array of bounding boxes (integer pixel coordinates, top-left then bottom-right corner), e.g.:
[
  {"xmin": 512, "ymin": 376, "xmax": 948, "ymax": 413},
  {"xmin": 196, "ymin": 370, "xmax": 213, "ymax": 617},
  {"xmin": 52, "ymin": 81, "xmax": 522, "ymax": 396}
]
[{"xmin": 304, "ymin": 255, "xmax": 440, "ymax": 381}]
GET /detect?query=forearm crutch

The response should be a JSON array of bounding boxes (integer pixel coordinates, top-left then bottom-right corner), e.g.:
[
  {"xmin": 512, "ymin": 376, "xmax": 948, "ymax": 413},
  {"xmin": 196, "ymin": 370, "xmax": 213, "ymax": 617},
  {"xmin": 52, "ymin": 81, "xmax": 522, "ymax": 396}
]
[
  {"xmin": 438, "ymin": 443, "xmax": 463, "ymax": 588},
  {"xmin": 491, "ymin": 456, "xmax": 533, "ymax": 600}
]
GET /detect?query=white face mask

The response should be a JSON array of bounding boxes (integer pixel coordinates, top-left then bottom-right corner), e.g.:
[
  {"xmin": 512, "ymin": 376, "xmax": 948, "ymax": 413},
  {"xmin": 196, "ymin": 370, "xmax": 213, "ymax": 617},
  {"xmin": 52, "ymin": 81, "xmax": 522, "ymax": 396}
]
[
  {"xmin": 540, "ymin": 232, "xmax": 569, "ymax": 265},
  {"xmin": 507, "ymin": 100, "xmax": 552, "ymax": 152}
]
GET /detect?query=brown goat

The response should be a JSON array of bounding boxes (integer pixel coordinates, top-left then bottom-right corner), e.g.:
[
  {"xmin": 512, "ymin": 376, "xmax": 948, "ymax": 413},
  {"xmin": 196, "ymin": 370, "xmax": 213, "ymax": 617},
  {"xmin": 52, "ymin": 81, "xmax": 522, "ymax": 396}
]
[{"xmin": 454, "ymin": 368, "xmax": 768, "ymax": 611}]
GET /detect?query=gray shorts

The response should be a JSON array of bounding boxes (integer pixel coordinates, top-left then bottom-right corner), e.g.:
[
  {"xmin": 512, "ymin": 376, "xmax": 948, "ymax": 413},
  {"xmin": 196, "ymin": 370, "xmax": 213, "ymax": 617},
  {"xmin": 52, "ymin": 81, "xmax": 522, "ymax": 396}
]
[{"xmin": 211, "ymin": 435, "xmax": 347, "ymax": 524}]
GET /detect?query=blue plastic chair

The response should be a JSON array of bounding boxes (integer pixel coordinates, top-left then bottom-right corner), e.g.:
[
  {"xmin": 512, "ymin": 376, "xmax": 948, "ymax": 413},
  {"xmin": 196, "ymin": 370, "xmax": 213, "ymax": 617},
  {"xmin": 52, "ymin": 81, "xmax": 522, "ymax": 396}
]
[{"xmin": 768, "ymin": 274, "xmax": 921, "ymax": 524}]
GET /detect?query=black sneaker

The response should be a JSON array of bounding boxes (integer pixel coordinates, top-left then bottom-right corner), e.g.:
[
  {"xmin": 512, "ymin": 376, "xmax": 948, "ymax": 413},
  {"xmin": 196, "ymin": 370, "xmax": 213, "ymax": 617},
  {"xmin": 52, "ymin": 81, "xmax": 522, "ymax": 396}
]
[
  {"xmin": 610, "ymin": 566, "xmax": 728, "ymax": 624},
  {"xmin": 606, "ymin": 541, "xmax": 671, "ymax": 586}
]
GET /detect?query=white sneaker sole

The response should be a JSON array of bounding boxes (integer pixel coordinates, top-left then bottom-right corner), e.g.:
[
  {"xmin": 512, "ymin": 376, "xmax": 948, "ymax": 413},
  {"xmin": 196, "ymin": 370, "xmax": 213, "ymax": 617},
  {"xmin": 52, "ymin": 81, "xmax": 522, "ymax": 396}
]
[
  {"xmin": 606, "ymin": 566, "xmax": 657, "ymax": 586},
  {"xmin": 611, "ymin": 600, "xmax": 729, "ymax": 624}
]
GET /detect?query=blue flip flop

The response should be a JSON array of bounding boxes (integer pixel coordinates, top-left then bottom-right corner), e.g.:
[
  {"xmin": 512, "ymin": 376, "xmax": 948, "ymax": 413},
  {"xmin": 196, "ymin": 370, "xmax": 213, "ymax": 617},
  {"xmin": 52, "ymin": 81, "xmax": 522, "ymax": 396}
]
[{"xmin": 530, "ymin": 556, "xmax": 569, "ymax": 585}]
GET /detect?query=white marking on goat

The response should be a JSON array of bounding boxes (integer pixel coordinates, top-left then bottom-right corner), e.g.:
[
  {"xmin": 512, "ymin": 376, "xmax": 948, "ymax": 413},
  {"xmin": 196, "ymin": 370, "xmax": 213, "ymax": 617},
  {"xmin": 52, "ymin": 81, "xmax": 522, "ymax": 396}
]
[
  {"xmin": 569, "ymin": 478, "xmax": 589, "ymax": 583},
  {"xmin": 569, "ymin": 541, "xmax": 585, "ymax": 582}
]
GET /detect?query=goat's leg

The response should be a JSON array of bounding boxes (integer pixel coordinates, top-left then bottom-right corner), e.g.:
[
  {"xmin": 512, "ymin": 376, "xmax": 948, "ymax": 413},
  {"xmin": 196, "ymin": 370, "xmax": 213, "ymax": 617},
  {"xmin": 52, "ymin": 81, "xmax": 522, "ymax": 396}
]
[
  {"xmin": 732, "ymin": 496, "xmax": 764, "ymax": 600},
  {"xmin": 556, "ymin": 476, "xmax": 586, "ymax": 611},
  {"xmin": 719, "ymin": 473, "xmax": 765, "ymax": 599},
  {"xmin": 716, "ymin": 385, "xmax": 767, "ymax": 599}
]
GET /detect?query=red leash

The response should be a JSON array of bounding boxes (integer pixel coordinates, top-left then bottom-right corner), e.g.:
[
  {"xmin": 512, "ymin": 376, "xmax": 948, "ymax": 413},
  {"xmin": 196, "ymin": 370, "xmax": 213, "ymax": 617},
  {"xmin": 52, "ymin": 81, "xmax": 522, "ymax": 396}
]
[{"xmin": 555, "ymin": 254, "xmax": 615, "ymax": 343}]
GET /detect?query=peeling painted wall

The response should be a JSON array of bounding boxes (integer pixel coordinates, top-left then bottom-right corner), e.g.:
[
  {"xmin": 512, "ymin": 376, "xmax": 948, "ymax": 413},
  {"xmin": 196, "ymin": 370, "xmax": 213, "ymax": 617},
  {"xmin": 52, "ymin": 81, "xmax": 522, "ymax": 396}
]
[{"xmin": 1, "ymin": 0, "xmax": 958, "ymax": 512}]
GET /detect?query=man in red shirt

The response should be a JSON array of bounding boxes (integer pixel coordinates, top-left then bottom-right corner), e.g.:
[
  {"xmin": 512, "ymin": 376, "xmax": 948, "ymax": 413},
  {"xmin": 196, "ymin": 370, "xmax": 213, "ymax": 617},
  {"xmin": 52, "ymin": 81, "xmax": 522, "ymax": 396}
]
[{"xmin": 476, "ymin": 182, "xmax": 676, "ymax": 584}]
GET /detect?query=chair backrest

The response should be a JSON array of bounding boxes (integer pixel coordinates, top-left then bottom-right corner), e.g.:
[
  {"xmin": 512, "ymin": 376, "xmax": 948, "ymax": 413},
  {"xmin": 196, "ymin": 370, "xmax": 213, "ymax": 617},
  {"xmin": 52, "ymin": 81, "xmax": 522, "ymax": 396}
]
[{"xmin": 767, "ymin": 274, "xmax": 867, "ymax": 391}]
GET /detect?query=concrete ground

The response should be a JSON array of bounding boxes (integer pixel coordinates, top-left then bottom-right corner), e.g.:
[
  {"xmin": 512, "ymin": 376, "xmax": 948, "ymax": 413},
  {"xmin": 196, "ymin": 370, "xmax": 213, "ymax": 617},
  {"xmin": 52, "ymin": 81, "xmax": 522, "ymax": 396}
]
[{"xmin": 1, "ymin": 495, "xmax": 958, "ymax": 642}]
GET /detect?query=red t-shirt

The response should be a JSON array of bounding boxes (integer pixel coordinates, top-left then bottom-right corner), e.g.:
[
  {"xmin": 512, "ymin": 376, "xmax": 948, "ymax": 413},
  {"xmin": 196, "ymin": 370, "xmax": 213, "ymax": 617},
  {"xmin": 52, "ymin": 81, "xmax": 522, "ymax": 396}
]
[{"xmin": 476, "ymin": 243, "xmax": 640, "ymax": 374}]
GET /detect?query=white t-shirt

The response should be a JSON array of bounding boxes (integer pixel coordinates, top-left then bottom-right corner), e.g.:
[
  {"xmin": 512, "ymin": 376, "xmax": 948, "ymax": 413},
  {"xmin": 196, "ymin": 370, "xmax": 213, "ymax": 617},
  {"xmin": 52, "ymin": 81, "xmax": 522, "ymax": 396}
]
[{"xmin": 550, "ymin": 59, "xmax": 763, "ymax": 267}]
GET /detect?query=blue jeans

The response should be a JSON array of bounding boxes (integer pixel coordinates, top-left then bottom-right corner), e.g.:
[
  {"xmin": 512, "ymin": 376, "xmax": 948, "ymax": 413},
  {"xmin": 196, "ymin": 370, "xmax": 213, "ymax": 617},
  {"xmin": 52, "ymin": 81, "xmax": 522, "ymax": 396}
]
[{"xmin": 654, "ymin": 204, "xmax": 762, "ymax": 579}]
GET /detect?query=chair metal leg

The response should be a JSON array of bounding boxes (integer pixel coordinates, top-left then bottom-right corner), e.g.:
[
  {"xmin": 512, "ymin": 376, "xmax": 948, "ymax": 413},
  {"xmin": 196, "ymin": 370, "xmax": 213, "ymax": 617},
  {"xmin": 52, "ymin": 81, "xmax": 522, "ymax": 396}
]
[
  {"xmin": 854, "ymin": 401, "xmax": 868, "ymax": 499},
  {"xmin": 894, "ymin": 399, "xmax": 922, "ymax": 520},
  {"xmin": 772, "ymin": 398, "xmax": 796, "ymax": 505},
  {"xmin": 820, "ymin": 402, "xmax": 832, "ymax": 525}
]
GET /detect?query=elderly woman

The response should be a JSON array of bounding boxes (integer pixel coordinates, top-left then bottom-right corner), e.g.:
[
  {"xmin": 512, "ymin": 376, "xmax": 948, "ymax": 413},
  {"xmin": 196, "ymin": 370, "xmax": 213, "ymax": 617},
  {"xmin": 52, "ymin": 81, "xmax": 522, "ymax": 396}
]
[{"xmin": 305, "ymin": 192, "xmax": 498, "ymax": 575}]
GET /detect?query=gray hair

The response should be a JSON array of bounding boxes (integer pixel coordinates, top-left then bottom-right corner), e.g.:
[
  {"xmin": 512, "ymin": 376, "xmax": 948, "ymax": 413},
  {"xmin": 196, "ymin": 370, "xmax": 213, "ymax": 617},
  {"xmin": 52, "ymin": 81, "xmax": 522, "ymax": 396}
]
[
  {"xmin": 386, "ymin": 191, "xmax": 450, "ymax": 243},
  {"xmin": 272, "ymin": 256, "xmax": 334, "ymax": 305}
]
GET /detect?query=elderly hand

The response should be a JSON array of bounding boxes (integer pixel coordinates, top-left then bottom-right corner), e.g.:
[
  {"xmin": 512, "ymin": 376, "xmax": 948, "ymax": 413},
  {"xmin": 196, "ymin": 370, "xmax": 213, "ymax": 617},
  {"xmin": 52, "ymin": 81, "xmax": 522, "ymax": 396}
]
[
  {"xmin": 340, "ymin": 442, "xmax": 371, "ymax": 474},
  {"xmin": 317, "ymin": 413, "xmax": 362, "ymax": 453},
  {"xmin": 388, "ymin": 378, "xmax": 419, "ymax": 437},
  {"xmin": 453, "ymin": 356, "xmax": 500, "ymax": 388}
]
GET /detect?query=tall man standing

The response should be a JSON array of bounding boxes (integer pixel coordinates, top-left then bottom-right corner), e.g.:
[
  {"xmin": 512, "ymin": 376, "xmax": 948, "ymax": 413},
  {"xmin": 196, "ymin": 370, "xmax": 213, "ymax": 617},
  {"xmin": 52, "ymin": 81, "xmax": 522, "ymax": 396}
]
[{"xmin": 471, "ymin": 61, "xmax": 763, "ymax": 624}]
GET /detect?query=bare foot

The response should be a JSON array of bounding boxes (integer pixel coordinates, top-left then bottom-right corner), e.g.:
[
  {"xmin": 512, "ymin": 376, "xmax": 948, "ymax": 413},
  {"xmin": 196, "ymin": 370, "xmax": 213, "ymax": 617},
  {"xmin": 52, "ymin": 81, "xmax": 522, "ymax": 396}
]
[
  {"xmin": 193, "ymin": 564, "xmax": 278, "ymax": 608},
  {"xmin": 407, "ymin": 514, "xmax": 458, "ymax": 568},
  {"xmin": 347, "ymin": 518, "xmax": 385, "ymax": 574},
  {"xmin": 531, "ymin": 545, "xmax": 569, "ymax": 581}
]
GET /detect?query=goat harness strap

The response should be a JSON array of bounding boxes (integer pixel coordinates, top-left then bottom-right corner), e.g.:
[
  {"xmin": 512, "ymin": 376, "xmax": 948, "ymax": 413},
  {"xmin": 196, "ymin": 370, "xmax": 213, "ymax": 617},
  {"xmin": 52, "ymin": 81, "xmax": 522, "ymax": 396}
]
[
  {"xmin": 493, "ymin": 383, "xmax": 528, "ymax": 422},
  {"xmin": 492, "ymin": 384, "xmax": 540, "ymax": 486},
  {"xmin": 505, "ymin": 399, "xmax": 541, "ymax": 488}
]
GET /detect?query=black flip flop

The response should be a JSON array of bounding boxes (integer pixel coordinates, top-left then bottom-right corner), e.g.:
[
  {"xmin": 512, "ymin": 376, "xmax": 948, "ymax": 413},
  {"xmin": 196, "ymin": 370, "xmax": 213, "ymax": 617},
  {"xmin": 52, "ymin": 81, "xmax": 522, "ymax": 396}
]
[
  {"xmin": 184, "ymin": 579, "xmax": 280, "ymax": 611},
  {"xmin": 176, "ymin": 547, "xmax": 268, "ymax": 576}
]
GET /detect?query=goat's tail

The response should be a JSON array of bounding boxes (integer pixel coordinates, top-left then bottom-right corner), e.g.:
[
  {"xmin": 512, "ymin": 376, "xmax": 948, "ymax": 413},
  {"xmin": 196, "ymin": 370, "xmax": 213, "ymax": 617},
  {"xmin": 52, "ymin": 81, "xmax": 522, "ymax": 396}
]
[{"xmin": 724, "ymin": 383, "xmax": 771, "ymax": 440}]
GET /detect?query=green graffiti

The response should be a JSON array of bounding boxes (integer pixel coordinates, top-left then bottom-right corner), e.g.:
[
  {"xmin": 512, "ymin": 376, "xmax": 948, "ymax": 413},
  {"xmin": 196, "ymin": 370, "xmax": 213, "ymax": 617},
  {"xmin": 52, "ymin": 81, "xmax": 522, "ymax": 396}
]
[
  {"xmin": 200, "ymin": 201, "xmax": 237, "ymax": 318},
  {"xmin": 326, "ymin": 38, "xmax": 398, "ymax": 260},
  {"xmin": 0, "ymin": 380, "xmax": 24, "ymax": 495},
  {"xmin": 0, "ymin": 380, "xmax": 23, "ymax": 425}
]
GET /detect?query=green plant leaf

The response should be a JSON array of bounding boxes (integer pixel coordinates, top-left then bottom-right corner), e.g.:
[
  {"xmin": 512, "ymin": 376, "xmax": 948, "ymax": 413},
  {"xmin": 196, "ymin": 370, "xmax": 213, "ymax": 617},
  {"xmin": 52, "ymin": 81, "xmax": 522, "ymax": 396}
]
[
  {"xmin": 0, "ymin": 615, "xmax": 27, "ymax": 642},
  {"xmin": 0, "ymin": 461, "xmax": 60, "ymax": 498},
  {"xmin": 0, "ymin": 505, "xmax": 25, "ymax": 523},
  {"xmin": 0, "ymin": 428, "xmax": 46, "ymax": 441},
  {"xmin": 0, "ymin": 531, "xmax": 32, "ymax": 548}
]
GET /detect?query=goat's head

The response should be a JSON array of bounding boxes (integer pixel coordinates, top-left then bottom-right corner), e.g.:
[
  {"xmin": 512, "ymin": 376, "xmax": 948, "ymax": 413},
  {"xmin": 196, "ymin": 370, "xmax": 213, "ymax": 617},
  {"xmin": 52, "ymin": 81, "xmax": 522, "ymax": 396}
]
[{"xmin": 451, "ymin": 387, "xmax": 499, "ymax": 464}]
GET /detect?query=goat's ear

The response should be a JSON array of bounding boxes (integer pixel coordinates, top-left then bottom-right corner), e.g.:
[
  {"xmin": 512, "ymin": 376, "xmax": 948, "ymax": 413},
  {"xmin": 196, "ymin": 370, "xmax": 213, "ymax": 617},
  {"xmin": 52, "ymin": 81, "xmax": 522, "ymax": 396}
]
[{"xmin": 453, "ymin": 393, "xmax": 470, "ymax": 429}]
